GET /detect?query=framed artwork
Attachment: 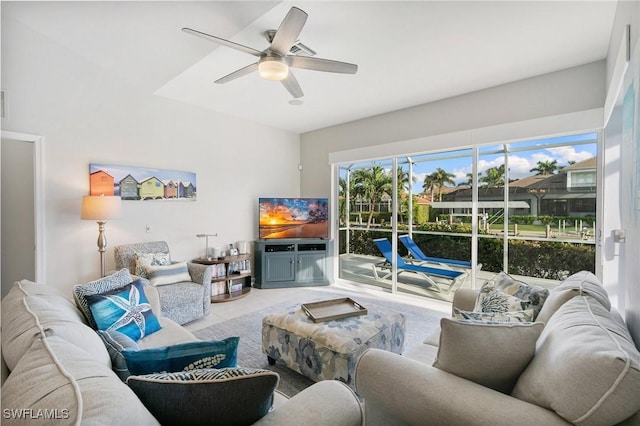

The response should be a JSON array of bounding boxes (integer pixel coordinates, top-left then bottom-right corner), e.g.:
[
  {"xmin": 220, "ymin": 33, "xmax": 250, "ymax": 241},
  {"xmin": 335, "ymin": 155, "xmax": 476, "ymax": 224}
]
[{"xmin": 89, "ymin": 163, "xmax": 197, "ymax": 201}]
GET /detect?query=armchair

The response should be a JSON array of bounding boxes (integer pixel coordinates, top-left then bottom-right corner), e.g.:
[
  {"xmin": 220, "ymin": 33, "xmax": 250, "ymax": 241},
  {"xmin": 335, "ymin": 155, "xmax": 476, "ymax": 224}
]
[{"xmin": 114, "ymin": 241, "xmax": 213, "ymax": 325}]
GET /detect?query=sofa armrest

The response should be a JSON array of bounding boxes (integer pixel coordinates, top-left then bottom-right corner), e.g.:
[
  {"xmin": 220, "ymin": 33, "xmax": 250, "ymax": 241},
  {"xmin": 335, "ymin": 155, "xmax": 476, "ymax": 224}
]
[
  {"xmin": 355, "ymin": 349, "xmax": 570, "ymax": 426},
  {"xmin": 254, "ymin": 381, "xmax": 363, "ymax": 426},
  {"xmin": 451, "ymin": 287, "xmax": 478, "ymax": 314},
  {"xmin": 187, "ymin": 262, "xmax": 214, "ymax": 286}
]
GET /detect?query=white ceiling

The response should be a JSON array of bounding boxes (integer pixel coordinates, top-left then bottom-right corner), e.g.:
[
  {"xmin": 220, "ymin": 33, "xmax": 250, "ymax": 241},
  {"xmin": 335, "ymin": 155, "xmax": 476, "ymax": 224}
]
[{"xmin": 4, "ymin": 1, "xmax": 618, "ymax": 134}]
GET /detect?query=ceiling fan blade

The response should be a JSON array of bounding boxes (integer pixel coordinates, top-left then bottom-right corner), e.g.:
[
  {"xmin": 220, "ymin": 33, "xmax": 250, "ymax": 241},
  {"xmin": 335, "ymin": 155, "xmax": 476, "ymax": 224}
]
[
  {"xmin": 270, "ymin": 7, "xmax": 308, "ymax": 57},
  {"xmin": 182, "ymin": 28, "xmax": 263, "ymax": 57},
  {"xmin": 288, "ymin": 56, "xmax": 358, "ymax": 74},
  {"xmin": 215, "ymin": 62, "xmax": 259, "ymax": 84},
  {"xmin": 281, "ymin": 71, "xmax": 304, "ymax": 99}
]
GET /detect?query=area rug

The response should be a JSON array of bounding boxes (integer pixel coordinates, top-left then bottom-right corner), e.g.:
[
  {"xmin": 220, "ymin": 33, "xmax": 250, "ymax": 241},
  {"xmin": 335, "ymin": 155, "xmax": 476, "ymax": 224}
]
[{"xmin": 193, "ymin": 292, "xmax": 445, "ymax": 397}]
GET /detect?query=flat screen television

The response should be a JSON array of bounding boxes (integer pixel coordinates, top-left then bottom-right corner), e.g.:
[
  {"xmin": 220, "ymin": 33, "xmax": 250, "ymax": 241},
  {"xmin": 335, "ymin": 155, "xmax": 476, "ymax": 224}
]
[{"xmin": 259, "ymin": 197, "xmax": 329, "ymax": 239}]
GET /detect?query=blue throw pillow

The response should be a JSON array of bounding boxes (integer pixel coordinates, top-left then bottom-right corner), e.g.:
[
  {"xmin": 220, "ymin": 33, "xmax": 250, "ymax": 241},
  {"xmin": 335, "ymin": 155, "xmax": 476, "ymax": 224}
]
[
  {"xmin": 87, "ymin": 279, "xmax": 162, "ymax": 341},
  {"xmin": 122, "ymin": 337, "xmax": 239, "ymax": 376}
]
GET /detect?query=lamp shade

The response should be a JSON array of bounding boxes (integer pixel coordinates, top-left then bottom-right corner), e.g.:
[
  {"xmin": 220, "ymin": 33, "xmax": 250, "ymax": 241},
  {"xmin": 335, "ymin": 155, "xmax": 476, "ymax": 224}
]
[{"xmin": 81, "ymin": 195, "xmax": 122, "ymax": 220}]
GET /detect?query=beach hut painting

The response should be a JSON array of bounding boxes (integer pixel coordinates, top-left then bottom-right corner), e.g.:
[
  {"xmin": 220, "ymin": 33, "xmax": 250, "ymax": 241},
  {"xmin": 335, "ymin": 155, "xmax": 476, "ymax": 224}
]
[{"xmin": 89, "ymin": 164, "xmax": 197, "ymax": 201}]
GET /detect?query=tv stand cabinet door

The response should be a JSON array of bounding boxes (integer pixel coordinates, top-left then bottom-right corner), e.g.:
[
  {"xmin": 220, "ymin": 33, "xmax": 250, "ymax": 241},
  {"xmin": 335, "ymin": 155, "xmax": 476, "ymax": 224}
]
[
  {"xmin": 264, "ymin": 253, "xmax": 296, "ymax": 283},
  {"xmin": 296, "ymin": 252, "xmax": 326, "ymax": 283}
]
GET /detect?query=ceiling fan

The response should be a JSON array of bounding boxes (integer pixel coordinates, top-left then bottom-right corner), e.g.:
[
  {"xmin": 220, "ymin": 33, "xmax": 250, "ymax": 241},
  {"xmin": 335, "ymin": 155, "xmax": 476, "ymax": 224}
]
[{"xmin": 182, "ymin": 6, "xmax": 358, "ymax": 99}]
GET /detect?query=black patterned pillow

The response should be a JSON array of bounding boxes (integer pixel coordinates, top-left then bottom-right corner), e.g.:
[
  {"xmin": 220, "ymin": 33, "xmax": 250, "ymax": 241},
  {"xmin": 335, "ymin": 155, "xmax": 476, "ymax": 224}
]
[
  {"xmin": 73, "ymin": 268, "xmax": 134, "ymax": 328},
  {"xmin": 475, "ymin": 272, "xmax": 549, "ymax": 320},
  {"xmin": 127, "ymin": 368, "xmax": 279, "ymax": 425}
]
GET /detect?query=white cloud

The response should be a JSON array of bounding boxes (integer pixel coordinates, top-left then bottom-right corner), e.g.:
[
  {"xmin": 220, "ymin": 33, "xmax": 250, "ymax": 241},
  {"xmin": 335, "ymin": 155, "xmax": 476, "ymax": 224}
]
[{"xmin": 547, "ymin": 146, "xmax": 593, "ymax": 164}]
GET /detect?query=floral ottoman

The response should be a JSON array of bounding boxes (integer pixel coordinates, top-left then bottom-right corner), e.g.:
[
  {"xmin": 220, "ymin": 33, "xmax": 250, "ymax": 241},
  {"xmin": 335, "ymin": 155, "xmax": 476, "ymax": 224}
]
[{"xmin": 262, "ymin": 303, "xmax": 406, "ymax": 388}]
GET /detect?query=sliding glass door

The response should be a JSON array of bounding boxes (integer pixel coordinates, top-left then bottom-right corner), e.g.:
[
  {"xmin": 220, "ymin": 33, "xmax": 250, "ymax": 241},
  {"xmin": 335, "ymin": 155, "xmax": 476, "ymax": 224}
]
[{"xmin": 336, "ymin": 132, "xmax": 598, "ymax": 301}]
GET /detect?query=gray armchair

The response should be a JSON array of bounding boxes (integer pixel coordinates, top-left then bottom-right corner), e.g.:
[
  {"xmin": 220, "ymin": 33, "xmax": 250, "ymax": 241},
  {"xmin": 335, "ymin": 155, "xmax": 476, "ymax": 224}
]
[{"xmin": 114, "ymin": 241, "xmax": 213, "ymax": 325}]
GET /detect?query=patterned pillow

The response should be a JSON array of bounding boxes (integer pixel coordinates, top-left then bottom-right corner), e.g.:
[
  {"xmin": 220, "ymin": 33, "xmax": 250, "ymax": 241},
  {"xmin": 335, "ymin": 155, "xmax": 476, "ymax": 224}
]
[
  {"xmin": 73, "ymin": 268, "xmax": 134, "ymax": 328},
  {"xmin": 86, "ymin": 279, "xmax": 162, "ymax": 341},
  {"xmin": 134, "ymin": 252, "xmax": 171, "ymax": 278},
  {"xmin": 145, "ymin": 261, "xmax": 191, "ymax": 286},
  {"xmin": 122, "ymin": 337, "xmax": 239, "ymax": 376},
  {"xmin": 97, "ymin": 329, "xmax": 139, "ymax": 381},
  {"xmin": 434, "ymin": 317, "xmax": 544, "ymax": 393},
  {"xmin": 475, "ymin": 272, "xmax": 549, "ymax": 320},
  {"xmin": 454, "ymin": 307, "xmax": 535, "ymax": 323},
  {"xmin": 127, "ymin": 368, "xmax": 279, "ymax": 426}
]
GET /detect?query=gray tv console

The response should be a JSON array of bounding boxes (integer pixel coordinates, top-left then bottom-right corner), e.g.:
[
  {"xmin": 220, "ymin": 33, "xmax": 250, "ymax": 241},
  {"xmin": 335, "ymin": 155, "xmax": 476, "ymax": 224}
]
[{"xmin": 254, "ymin": 239, "xmax": 334, "ymax": 289}]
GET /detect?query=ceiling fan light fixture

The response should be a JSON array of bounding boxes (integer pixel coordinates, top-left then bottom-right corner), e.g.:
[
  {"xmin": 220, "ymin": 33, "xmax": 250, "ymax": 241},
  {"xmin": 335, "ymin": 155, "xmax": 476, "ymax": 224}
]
[{"xmin": 258, "ymin": 58, "xmax": 289, "ymax": 81}]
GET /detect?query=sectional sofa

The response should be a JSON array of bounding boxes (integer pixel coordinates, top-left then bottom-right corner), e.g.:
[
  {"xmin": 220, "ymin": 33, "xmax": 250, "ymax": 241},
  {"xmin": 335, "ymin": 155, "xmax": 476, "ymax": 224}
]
[
  {"xmin": 355, "ymin": 271, "xmax": 640, "ymax": 425},
  {"xmin": 0, "ymin": 275, "xmax": 363, "ymax": 425}
]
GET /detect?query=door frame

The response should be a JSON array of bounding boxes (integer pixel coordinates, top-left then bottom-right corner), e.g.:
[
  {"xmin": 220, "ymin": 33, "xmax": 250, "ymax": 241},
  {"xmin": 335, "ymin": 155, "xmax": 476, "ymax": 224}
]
[{"xmin": 1, "ymin": 130, "xmax": 45, "ymax": 282}]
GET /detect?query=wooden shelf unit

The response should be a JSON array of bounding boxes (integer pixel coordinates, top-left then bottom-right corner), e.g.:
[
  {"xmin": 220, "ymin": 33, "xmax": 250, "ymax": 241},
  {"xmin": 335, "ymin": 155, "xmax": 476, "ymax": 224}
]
[{"xmin": 192, "ymin": 254, "xmax": 253, "ymax": 302}]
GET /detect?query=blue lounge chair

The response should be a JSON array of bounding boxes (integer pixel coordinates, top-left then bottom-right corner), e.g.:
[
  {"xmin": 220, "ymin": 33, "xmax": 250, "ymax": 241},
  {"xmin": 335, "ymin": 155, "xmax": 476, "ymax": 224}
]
[
  {"xmin": 398, "ymin": 234, "xmax": 480, "ymax": 270},
  {"xmin": 372, "ymin": 238, "xmax": 467, "ymax": 294}
]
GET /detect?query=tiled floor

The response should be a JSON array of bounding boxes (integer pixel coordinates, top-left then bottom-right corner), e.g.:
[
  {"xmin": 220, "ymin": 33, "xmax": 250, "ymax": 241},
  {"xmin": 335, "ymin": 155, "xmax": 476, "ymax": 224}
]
[{"xmin": 184, "ymin": 280, "xmax": 452, "ymax": 333}]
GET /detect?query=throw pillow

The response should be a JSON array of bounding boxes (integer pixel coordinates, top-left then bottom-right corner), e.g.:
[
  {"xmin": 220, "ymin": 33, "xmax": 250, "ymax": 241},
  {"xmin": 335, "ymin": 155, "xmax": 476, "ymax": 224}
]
[
  {"xmin": 453, "ymin": 307, "xmax": 535, "ymax": 323},
  {"xmin": 134, "ymin": 251, "xmax": 171, "ymax": 278},
  {"xmin": 73, "ymin": 268, "xmax": 134, "ymax": 328},
  {"xmin": 433, "ymin": 317, "xmax": 544, "ymax": 394},
  {"xmin": 86, "ymin": 279, "xmax": 162, "ymax": 341},
  {"xmin": 145, "ymin": 261, "xmax": 191, "ymax": 286},
  {"xmin": 122, "ymin": 337, "xmax": 240, "ymax": 375},
  {"xmin": 97, "ymin": 329, "xmax": 140, "ymax": 381},
  {"xmin": 127, "ymin": 367, "xmax": 279, "ymax": 426},
  {"xmin": 475, "ymin": 272, "xmax": 549, "ymax": 320}
]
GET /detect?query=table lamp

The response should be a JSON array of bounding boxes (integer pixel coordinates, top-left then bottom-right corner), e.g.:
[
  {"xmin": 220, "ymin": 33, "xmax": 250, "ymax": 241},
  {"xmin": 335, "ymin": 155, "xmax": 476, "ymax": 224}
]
[
  {"xmin": 81, "ymin": 195, "xmax": 122, "ymax": 277},
  {"xmin": 196, "ymin": 233, "xmax": 218, "ymax": 259}
]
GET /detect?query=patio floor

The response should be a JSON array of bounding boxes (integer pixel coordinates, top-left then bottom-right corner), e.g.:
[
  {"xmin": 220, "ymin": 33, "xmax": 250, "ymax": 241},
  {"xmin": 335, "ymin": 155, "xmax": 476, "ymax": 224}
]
[{"xmin": 338, "ymin": 253, "xmax": 561, "ymax": 304}]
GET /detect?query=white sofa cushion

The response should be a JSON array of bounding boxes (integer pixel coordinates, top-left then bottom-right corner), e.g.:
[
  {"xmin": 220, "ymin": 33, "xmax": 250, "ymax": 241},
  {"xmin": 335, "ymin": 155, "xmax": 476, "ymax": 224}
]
[
  {"xmin": 512, "ymin": 295, "xmax": 640, "ymax": 425},
  {"xmin": 1, "ymin": 336, "xmax": 158, "ymax": 425},
  {"xmin": 434, "ymin": 318, "xmax": 544, "ymax": 394},
  {"xmin": 535, "ymin": 270, "xmax": 609, "ymax": 324},
  {"xmin": 1, "ymin": 281, "xmax": 110, "ymax": 371}
]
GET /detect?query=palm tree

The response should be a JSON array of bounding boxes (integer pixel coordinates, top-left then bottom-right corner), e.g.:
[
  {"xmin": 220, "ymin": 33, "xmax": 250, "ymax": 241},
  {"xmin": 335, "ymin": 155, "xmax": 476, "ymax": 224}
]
[
  {"xmin": 396, "ymin": 167, "xmax": 410, "ymax": 222},
  {"xmin": 351, "ymin": 166, "xmax": 393, "ymax": 229},
  {"xmin": 338, "ymin": 177, "xmax": 351, "ymax": 225},
  {"xmin": 479, "ymin": 165, "xmax": 506, "ymax": 188},
  {"xmin": 457, "ymin": 172, "xmax": 474, "ymax": 187},
  {"xmin": 426, "ymin": 168, "xmax": 455, "ymax": 201},
  {"xmin": 530, "ymin": 160, "xmax": 558, "ymax": 175},
  {"xmin": 422, "ymin": 174, "xmax": 436, "ymax": 201}
]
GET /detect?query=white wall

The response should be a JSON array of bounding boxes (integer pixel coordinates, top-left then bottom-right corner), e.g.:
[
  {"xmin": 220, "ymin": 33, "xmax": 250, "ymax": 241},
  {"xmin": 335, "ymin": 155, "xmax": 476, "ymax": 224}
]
[{"xmin": 0, "ymin": 15, "xmax": 300, "ymax": 296}]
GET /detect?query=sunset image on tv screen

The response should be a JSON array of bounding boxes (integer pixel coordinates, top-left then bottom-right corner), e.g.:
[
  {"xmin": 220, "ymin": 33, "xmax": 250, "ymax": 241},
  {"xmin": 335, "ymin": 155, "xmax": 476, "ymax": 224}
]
[{"xmin": 259, "ymin": 198, "xmax": 328, "ymax": 239}]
